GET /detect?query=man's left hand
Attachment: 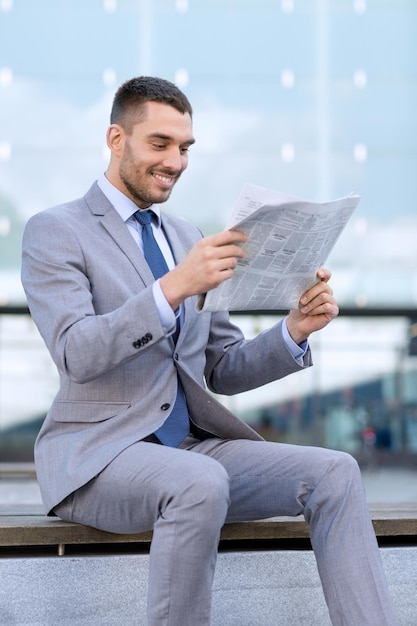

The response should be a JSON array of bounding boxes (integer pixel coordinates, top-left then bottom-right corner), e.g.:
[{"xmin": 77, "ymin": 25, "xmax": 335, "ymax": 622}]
[{"xmin": 286, "ymin": 268, "xmax": 339, "ymax": 345}]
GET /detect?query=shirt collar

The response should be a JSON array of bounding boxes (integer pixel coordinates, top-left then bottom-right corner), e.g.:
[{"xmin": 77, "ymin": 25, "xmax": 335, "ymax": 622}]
[{"xmin": 97, "ymin": 173, "xmax": 162, "ymax": 227}]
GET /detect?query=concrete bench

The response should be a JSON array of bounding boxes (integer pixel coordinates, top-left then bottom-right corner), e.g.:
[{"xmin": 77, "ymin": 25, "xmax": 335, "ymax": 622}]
[{"xmin": 0, "ymin": 502, "xmax": 417, "ymax": 625}]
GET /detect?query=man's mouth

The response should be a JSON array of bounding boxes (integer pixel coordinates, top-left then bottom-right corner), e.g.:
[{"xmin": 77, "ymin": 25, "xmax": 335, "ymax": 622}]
[{"xmin": 153, "ymin": 173, "xmax": 177, "ymax": 187}]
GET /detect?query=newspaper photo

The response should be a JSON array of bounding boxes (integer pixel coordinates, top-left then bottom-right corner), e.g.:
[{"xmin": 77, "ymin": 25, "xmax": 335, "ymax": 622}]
[{"xmin": 197, "ymin": 183, "xmax": 360, "ymax": 312}]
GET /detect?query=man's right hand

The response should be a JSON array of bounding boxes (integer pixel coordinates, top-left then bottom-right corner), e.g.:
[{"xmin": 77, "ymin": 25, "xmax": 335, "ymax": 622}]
[{"xmin": 160, "ymin": 229, "xmax": 248, "ymax": 311}]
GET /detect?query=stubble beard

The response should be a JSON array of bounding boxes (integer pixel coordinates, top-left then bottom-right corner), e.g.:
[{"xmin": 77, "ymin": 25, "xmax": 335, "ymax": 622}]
[
  {"xmin": 119, "ymin": 149, "xmax": 177, "ymax": 208},
  {"xmin": 121, "ymin": 171, "xmax": 172, "ymax": 208}
]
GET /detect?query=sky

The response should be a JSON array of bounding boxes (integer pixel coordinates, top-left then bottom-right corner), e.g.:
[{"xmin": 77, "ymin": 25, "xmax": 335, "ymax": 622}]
[{"xmin": 0, "ymin": 0, "xmax": 416, "ymax": 310}]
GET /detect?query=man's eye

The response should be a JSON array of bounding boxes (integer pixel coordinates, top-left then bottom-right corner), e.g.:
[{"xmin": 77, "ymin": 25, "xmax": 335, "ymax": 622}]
[
  {"xmin": 152, "ymin": 143, "xmax": 166, "ymax": 150},
  {"xmin": 180, "ymin": 147, "xmax": 190, "ymax": 154}
]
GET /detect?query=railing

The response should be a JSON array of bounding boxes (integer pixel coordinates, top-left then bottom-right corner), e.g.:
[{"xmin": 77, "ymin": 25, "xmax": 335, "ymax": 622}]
[
  {"xmin": 1, "ymin": 305, "xmax": 417, "ymax": 465},
  {"xmin": 2, "ymin": 305, "xmax": 417, "ymax": 317}
]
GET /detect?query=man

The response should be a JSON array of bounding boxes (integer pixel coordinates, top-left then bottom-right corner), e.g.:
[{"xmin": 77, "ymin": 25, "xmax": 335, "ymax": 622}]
[{"xmin": 21, "ymin": 76, "xmax": 398, "ymax": 625}]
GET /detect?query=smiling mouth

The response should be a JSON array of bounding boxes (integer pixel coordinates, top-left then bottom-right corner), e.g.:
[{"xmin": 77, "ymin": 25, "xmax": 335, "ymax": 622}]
[{"xmin": 153, "ymin": 173, "xmax": 176, "ymax": 186}]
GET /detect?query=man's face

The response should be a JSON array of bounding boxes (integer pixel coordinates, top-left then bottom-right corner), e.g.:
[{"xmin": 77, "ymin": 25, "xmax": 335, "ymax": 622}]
[{"xmin": 115, "ymin": 101, "xmax": 195, "ymax": 208}]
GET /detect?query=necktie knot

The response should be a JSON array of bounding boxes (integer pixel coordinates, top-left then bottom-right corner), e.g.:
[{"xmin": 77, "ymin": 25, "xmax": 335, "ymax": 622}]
[
  {"xmin": 133, "ymin": 209, "xmax": 168, "ymax": 280},
  {"xmin": 134, "ymin": 210, "xmax": 153, "ymax": 226}
]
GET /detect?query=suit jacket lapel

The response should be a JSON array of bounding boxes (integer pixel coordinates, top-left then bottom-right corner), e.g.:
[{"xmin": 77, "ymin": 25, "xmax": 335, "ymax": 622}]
[
  {"xmin": 161, "ymin": 215, "xmax": 188, "ymax": 265},
  {"xmin": 84, "ymin": 183, "xmax": 198, "ymax": 331},
  {"xmin": 84, "ymin": 183, "xmax": 154, "ymax": 285}
]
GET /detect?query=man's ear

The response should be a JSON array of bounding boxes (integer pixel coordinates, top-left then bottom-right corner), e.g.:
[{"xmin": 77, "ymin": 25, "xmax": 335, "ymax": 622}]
[{"xmin": 106, "ymin": 124, "xmax": 125, "ymax": 157}]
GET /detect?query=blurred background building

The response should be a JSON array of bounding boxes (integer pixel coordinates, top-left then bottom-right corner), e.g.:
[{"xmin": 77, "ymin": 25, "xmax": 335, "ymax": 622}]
[{"xmin": 1, "ymin": 0, "xmax": 417, "ymax": 479}]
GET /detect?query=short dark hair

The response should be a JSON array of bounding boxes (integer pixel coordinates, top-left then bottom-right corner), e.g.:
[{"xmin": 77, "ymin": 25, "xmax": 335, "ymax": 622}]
[{"xmin": 110, "ymin": 76, "xmax": 193, "ymax": 131}]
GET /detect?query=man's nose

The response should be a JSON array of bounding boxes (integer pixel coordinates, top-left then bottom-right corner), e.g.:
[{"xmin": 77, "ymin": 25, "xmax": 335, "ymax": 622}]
[{"xmin": 161, "ymin": 148, "xmax": 186, "ymax": 172}]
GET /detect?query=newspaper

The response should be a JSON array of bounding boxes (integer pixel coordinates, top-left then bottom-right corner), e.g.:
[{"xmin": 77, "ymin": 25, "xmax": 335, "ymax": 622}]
[{"xmin": 197, "ymin": 183, "xmax": 360, "ymax": 312}]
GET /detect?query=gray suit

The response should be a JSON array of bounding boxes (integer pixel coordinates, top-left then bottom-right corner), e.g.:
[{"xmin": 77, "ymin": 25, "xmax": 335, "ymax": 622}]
[
  {"xmin": 21, "ymin": 182, "xmax": 307, "ymax": 512},
  {"xmin": 21, "ymin": 182, "xmax": 399, "ymax": 625}
]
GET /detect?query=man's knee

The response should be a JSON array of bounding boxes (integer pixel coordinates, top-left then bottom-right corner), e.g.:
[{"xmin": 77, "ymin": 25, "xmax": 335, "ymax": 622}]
[
  {"xmin": 316, "ymin": 448, "xmax": 364, "ymax": 503},
  {"xmin": 329, "ymin": 449, "xmax": 361, "ymax": 481},
  {"xmin": 178, "ymin": 457, "xmax": 230, "ymax": 513},
  {"xmin": 158, "ymin": 456, "xmax": 230, "ymax": 538}
]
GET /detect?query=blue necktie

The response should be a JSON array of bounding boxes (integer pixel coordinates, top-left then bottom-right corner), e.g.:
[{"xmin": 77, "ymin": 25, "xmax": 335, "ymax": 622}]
[{"xmin": 134, "ymin": 210, "xmax": 190, "ymax": 447}]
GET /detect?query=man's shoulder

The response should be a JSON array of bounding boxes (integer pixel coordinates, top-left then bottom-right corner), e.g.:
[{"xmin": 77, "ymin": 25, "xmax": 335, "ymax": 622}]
[{"xmin": 28, "ymin": 182, "xmax": 105, "ymax": 222}]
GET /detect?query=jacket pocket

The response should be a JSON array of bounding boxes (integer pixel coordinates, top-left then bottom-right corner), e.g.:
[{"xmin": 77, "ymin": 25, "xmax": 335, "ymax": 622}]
[{"xmin": 52, "ymin": 401, "xmax": 131, "ymax": 423}]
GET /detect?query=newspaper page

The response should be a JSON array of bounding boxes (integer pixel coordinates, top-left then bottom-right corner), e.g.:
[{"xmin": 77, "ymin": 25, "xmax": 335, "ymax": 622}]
[{"xmin": 198, "ymin": 183, "xmax": 360, "ymax": 312}]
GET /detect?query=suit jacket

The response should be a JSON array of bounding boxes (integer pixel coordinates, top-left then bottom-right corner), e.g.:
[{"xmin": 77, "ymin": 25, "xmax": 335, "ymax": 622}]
[{"xmin": 21, "ymin": 182, "xmax": 312, "ymax": 512}]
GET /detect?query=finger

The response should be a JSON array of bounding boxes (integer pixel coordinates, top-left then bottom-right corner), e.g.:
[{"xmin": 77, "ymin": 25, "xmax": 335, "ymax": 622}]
[
  {"xmin": 313, "ymin": 300, "xmax": 339, "ymax": 320},
  {"xmin": 209, "ymin": 229, "xmax": 248, "ymax": 246},
  {"xmin": 228, "ymin": 228, "xmax": 249, "ymax": 242},
  {"xmin": 300, "ymin": 282, "xmax": 333, "ymax": 308},
  {"xmin": 317, "ymin": 267, "xmax": 332, "ymax": 282},
  {"xmin": 217, "ymin": 243, "xmax": 246, "ymax": 260},
  {"xmin": 200, "ymin": 235, "xmax": 246, "ymax": 262},
  {"xmin": 300, "ymin": 290, "xmax": 336, "ymax": 314}
]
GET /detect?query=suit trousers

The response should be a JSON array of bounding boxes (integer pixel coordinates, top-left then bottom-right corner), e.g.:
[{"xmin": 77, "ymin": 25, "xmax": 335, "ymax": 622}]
[{"xmin": 54, "ymin": 437, "xmax": 399, "ymax": 626}]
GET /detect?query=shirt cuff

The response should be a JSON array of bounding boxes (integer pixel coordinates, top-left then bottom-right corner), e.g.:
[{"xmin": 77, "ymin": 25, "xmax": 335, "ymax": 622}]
[
  {"xmin": 152, "ymin": 280, "xmax": 178, "ymax": 336},
  {"xmin": 282, "ymin": 318, "xmax": 308, "ymax": 364}
]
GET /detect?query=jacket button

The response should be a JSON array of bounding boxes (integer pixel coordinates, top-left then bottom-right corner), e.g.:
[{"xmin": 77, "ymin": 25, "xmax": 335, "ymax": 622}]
[
  {"xmin": 133, "ymin": 339, "xmax": 143, "ymax": 349},
  {"xmin": 174, "ymin": 352, "xmax": 179, "ymax": 361},
  {"xmin": 145, "ymin": 333, "xmax": 153, "ymax": 341},
  {"xmin": 161, "ymin": 403, "xmax": 170, "ymax": 411}
]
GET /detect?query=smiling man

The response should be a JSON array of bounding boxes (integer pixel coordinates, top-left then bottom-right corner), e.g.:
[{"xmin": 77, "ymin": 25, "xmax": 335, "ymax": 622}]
[
  {"xmin": 109, "ymin": 96, "xmax": 195, "ymax": 207},
  {"xmin": 21, "ymin": 76, "xmax": 399, "ymax": 626}
]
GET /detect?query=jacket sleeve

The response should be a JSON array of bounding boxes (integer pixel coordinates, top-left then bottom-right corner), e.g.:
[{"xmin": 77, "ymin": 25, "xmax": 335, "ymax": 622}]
[
  {"xmin": 203, "ymin": 311, "xmax": 312, "ymax": 396},
  {"xmin": 21, "ymin": 210, "xmax": 169, "ymax": 384}
]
